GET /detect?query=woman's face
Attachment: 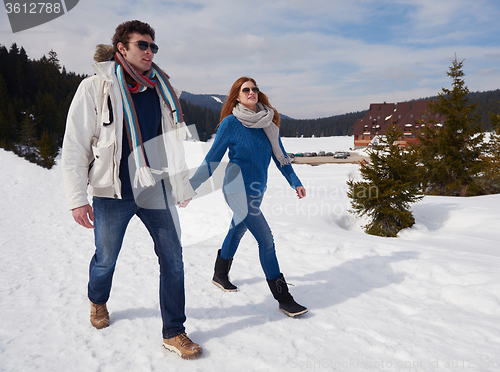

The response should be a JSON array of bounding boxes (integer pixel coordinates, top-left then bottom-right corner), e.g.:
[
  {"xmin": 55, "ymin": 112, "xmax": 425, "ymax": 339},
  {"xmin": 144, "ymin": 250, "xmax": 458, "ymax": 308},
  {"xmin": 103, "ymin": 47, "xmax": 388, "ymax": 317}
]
[{"xmin": 237, "ymin": 81, "xmax": 259, "ymax": 111}]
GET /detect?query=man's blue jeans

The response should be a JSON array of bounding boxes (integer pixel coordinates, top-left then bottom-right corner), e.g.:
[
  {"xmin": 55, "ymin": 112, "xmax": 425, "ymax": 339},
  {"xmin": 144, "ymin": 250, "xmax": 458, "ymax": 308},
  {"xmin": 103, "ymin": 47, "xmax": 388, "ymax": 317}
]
[
  {"xmin": 89, "ymin": 194, "xmax": 186, "ymax": 339},
  {"xmin": 220, "ymin": 193, "xmax": 281, "ymax": 281}
]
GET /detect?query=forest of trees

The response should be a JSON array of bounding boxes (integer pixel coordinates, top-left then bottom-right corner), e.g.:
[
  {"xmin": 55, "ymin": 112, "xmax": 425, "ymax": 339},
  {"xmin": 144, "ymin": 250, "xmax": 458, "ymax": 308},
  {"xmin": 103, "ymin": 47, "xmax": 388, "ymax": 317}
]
[
  {"xmin": 0, "ymin": 43, "xmax": 86, "ymax": 168},
  {"xmin": 180, "ymin": 100, "xmax": 367, "ymax": 140},
  {"xmin": 280, "ymin": 111, "xmax": 367, "ymax": 137},
  {"xmin": 180, "ymin": 99, "xmax": 220, "ymax": 142}
]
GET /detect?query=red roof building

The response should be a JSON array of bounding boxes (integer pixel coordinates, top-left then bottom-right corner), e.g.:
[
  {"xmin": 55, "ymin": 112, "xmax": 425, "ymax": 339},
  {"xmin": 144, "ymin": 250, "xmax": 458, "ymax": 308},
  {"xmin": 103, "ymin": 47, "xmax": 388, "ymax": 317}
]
[{"xmin": 352, "ymin": 100, "xmax": 445, "ymax": 148}]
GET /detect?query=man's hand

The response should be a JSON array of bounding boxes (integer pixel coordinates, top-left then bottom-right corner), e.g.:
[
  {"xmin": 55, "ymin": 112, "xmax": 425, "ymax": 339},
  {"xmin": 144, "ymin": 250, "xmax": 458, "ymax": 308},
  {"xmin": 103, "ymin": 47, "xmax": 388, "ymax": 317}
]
[
  {"xmin": 296, "ymin": 186, "xmax": 306, "ymax": 199},
  {"xmin": 72, "ymin": 204, "xmax": 95, "ymax": 229},
  {"xmin": 179, "ymin": 198, "xmax": 192, "ymax": 208}
]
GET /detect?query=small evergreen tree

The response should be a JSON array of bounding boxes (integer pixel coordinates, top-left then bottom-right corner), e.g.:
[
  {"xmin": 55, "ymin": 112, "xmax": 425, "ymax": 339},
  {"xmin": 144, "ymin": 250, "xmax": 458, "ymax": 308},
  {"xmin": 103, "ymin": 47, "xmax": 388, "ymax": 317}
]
[
  {"xmin": 36, "ymin": 128, "xmax": 58, "ymax": 169},
  {"xmin": 18, "ymin": 113, "xmax": 37, "ymax": 161},
  {"xmin": 47, "ymin": 49, "xmax": 61, "ymax": 71},
  {"xmin": 347, "ymin": 125, "xmax": 423, "ymax": 237},
  {"xmin": 418, "ymin": 56, "xmax": 486, "ymax": 196}
]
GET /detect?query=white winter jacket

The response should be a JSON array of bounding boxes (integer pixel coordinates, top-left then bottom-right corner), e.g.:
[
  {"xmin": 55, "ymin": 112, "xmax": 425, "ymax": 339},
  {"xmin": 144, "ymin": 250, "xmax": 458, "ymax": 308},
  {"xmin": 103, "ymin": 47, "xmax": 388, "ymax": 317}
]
[{"xmin": 61, "ymin": 61, "xmax": 196, "ymax": 210}]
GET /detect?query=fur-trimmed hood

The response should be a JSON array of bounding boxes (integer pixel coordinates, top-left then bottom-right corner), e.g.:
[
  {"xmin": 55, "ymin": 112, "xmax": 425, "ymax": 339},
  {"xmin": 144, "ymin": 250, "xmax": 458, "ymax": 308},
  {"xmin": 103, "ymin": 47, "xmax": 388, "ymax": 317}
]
[{"xmin": 94, "ymin": 44, "xmax": 115, "ymax": 63}]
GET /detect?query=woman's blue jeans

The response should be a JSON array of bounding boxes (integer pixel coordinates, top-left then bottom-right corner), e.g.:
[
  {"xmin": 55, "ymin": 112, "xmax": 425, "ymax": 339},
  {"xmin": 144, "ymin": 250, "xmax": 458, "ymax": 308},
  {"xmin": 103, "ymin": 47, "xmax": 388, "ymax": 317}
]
[
  {"xmin": 221, "ymin": 193, "xmax": 281, "ymax": 281},
  {"xmin": 89, "ymin": 193, "xmax": 185, "ymax": 339}
]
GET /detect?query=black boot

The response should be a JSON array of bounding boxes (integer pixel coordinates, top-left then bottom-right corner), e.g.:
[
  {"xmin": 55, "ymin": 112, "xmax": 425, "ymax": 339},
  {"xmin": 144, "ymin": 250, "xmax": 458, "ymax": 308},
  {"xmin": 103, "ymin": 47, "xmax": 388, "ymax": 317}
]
[
  {"xmin": 267, "ymin": 274, "xmax": 308, "ymax": 317},
  {"xmin": 212, "ymin": 249, "xmax": 238, "ymax": 292}
]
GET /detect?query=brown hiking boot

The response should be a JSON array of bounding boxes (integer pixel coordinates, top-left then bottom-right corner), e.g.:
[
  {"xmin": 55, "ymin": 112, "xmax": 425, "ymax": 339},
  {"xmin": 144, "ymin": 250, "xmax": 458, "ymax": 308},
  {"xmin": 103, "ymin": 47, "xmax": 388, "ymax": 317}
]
[
  {"xmin": 163, "ymin": 333, "xmax": 202, "ymax": 360},
  {"xmin": 90, "ymin": 301, "xmax": 110, "ymax": 329}
]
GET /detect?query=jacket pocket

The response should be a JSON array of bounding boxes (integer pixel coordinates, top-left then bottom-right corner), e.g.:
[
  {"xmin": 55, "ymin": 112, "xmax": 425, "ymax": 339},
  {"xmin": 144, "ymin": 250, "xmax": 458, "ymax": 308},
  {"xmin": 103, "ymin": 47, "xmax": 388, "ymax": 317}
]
[{"xmin": 89, "ymin": 141, "xmax": 115, "ymax": 188}]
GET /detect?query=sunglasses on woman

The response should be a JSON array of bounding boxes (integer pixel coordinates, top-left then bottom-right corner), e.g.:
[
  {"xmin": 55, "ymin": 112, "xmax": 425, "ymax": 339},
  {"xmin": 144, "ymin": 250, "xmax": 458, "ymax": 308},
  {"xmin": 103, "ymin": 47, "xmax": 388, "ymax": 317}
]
[
  {"xmin": 124, "ymin": 40, "xmax": 159, "ymax": 54},
  {"xmin": 241, "ymin": 87, "xmax": 260, "ymax": 94}
]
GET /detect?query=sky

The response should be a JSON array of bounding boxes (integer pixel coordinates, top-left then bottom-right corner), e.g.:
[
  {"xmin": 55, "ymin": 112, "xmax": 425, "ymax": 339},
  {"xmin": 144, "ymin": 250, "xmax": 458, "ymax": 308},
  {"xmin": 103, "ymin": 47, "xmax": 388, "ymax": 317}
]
[{"xmin": 1, "ymin": 0, "xmax": 500, "ymax": 119}]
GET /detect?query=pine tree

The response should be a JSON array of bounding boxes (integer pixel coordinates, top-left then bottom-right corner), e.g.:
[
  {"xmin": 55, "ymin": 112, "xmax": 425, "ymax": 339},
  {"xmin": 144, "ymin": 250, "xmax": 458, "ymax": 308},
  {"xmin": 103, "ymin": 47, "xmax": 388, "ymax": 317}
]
[
  {"xmin": 347, "ymin": 125, "xmax": 423, "ymax": 237},
  {"xmin": 34, "ymin": 91, "xmax": 59, "ymax": 135},
  {"xmin": 418, "ymin": 56, "xmax": 486, "ymax": 196},
  {"xmin": 36, "ymin": 128, "xmax": 58, "ymax": 169},
  {"xmin": 18, "ymin": 113, "xmax": 37, "ymax": 161},
  {"xmin": 47, "ymin": 49, "xmax": 61, "ymax": 71}
]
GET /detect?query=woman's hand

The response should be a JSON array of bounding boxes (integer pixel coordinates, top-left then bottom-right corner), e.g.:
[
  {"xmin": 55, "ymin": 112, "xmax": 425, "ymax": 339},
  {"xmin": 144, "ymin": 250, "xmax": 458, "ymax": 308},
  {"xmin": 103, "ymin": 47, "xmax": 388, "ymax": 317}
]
[
  {"xmin": 179, "ymin": 198, "xmax": 192, "ymax": 208},
  {"xmin": 296, "ymin": 186, "xmax": 306, "ymax": 199}
]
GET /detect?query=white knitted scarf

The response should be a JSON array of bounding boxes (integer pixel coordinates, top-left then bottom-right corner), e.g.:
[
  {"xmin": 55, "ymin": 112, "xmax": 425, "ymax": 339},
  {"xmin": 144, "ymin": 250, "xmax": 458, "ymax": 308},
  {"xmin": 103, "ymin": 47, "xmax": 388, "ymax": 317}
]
[{"xmin": 232, "ymin": 103, "xmax": 291, "ymax": 166}]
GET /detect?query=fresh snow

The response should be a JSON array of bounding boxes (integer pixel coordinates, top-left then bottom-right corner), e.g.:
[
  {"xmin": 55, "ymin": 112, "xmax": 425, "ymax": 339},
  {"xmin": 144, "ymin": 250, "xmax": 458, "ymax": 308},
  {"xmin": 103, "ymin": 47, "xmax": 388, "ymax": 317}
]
[
  {"xmin": 1, "ymin": 136, "xmax": 500, "ymax": 372},
  {"xmin": 211, "ymin": 96, "xmax": 223, "ymax": 104}
]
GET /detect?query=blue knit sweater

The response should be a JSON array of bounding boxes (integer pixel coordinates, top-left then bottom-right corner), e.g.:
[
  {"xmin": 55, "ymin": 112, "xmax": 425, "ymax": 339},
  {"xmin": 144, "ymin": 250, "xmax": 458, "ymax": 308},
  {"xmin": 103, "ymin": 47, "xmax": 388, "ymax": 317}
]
[{"xmin": 190, "ymin": 114, "xmax": 302, "ymax": 195}]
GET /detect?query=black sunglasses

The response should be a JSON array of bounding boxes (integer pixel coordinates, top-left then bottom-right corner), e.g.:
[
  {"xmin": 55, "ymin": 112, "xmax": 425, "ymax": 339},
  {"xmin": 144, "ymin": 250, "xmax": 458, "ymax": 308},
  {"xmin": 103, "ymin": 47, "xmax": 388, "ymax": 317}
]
[
  {"xmin": 124, "ymin": 40, "xmax": 159, "ymax": 54},
  {"xmin": 241, "ymin": 87, "xmax": 260, "ymax": 94}
]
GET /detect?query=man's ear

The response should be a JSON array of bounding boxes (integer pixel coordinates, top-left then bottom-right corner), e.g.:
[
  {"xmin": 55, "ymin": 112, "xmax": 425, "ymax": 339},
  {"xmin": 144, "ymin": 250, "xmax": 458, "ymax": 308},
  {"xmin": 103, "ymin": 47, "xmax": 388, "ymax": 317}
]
[{"xmin": 117, "ymin": 42, "xmax": 126, "ymax": 55}]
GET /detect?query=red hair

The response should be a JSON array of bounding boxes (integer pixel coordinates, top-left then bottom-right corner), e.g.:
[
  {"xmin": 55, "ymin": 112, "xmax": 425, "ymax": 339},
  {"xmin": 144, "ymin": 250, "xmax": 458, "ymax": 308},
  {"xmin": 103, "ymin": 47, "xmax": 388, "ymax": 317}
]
[{"xmin": 218, "ymin": 77, "xmax": 280, "ymax": 129}]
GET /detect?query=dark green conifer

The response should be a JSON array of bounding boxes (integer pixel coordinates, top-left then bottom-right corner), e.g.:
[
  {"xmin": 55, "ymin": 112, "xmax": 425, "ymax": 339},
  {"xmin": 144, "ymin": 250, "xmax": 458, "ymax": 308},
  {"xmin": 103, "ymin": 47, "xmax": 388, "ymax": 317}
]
[
  {"xmin": 18, "ymin": 113, "xmax": 37, "ymax": 161},
  {"xmin": 36, "ymin": 129, "xmax": 58, "ymax": 169},
  {"xmin": 418, "ymin": 56, "xmax": 486, "ymax": 196},
  {"xmin": 347, "ymin": 125, "xmax": 422, "ymax": 237}
]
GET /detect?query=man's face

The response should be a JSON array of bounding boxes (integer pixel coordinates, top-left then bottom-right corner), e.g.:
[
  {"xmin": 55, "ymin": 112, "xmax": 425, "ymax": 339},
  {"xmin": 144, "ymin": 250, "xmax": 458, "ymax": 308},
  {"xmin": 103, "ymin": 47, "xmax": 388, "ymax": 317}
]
[{"xmin": 117, "ymin": 32, "xmax": 155, "ymax": 74}]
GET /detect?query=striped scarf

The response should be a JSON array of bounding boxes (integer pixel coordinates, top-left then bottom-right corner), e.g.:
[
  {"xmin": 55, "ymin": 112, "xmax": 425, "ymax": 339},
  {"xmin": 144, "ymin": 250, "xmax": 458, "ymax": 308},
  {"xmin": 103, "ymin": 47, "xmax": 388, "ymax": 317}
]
[{"xmin": 115, "ymin": 52, "xmax": 184, "ymax": 188}]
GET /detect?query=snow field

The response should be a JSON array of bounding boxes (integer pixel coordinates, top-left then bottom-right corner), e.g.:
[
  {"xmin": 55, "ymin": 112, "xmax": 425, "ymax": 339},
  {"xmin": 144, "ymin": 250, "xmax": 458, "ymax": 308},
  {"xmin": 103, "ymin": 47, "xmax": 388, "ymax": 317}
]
[{"xmin": 1, "ymin": 136, "xmax": 499, "ymax": 372}]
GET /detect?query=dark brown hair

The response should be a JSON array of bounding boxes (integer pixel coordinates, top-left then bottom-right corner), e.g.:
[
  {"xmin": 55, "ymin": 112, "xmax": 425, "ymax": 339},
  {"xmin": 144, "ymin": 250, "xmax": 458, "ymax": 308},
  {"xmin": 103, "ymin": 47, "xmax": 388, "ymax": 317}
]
[
  {"xmin": 219, "ymin": 77, "xmax": 280, "ymax": 129},
  {"xmin": 111, "ymin": 20, "xmax": 155, "ymax": 53}
]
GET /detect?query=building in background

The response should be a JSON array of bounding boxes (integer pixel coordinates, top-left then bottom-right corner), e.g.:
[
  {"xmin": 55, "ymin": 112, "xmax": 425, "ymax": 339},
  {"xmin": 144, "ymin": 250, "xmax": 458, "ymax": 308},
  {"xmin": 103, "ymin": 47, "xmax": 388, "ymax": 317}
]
[{"xmin": 352, "ymin": 100, "xmax": 446, "ymax": 148}]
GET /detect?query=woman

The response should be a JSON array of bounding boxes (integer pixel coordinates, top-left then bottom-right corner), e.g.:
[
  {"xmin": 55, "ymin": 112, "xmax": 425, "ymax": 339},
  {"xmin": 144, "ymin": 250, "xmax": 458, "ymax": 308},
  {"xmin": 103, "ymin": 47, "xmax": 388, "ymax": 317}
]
[{"xmin": 190, "ymin": 77, "xmax": 307, "ymax": 317}]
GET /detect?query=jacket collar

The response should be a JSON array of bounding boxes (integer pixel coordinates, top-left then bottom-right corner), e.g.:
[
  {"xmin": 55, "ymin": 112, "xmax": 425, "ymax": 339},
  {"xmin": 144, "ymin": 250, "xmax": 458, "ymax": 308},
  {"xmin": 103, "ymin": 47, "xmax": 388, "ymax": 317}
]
[{"xmin": 92, "ymin": 61, "xmax": 116, "ymax": 82}]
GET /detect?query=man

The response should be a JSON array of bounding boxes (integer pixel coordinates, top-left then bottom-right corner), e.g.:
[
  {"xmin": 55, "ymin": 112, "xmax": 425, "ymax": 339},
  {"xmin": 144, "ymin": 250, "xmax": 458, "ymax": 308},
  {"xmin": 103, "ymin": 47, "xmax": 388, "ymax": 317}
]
[{"xmin": 61, "ymin": 20, "xmax": 201, "ymax": 360}]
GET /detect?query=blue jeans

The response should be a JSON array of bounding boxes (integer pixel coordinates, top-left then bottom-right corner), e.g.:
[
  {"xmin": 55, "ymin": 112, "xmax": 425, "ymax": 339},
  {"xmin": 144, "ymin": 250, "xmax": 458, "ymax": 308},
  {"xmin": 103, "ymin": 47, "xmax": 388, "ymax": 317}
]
[
  {"xmin": 220, "ymin": 193, "xmax": 281, "ymax": 281},
  {"xmin": 89, "ymin": 191, "xmax": 185, "ymax": 339}
]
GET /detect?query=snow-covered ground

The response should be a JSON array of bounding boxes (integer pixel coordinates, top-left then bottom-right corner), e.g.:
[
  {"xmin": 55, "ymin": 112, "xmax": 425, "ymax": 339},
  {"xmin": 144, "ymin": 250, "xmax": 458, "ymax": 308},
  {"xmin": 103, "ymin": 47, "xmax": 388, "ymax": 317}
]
[{"xmin": 1, "ymin": 136, "xmax": 499, "ymax": 372}]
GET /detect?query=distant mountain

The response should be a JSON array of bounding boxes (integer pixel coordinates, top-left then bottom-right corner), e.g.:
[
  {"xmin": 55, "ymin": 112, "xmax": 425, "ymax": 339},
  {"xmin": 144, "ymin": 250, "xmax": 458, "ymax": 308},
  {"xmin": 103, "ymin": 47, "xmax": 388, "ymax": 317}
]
[
  {"xmin": 180, "ymin": 92, "xmax": 225, "ymax": 111},
  {"xmin": 181, "ymin": 91, "xmax": 294, "ymax": 119}
]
